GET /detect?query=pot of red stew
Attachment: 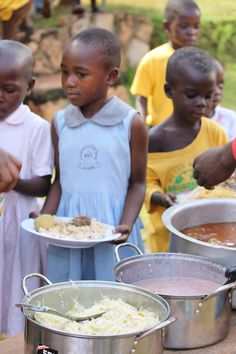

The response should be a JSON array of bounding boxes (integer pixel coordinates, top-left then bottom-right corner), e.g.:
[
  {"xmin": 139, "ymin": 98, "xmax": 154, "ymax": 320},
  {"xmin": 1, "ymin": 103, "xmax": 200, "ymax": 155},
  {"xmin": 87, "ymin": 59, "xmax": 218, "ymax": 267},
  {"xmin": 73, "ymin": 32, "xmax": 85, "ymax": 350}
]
[{"xmin": 162, "ymin": 198, "xmax": 236, "ymax": 308}]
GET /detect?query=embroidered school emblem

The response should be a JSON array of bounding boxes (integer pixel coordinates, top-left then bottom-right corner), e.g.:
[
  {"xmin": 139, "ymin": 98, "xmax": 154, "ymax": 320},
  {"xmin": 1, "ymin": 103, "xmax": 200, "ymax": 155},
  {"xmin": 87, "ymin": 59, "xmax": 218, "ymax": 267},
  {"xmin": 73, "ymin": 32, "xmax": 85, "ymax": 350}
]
[{"xmin": 77, "ymin": 145, "xmax": 101, "ymax": 169}]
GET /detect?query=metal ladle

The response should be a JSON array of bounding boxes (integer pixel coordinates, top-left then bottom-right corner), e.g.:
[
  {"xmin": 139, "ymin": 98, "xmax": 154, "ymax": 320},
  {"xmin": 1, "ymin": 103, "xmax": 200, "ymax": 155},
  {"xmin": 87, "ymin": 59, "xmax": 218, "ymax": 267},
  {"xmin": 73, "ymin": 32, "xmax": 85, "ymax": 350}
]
[{"xmin": 16, "ymin": 303, "xmax": 105, "ymax": 322}]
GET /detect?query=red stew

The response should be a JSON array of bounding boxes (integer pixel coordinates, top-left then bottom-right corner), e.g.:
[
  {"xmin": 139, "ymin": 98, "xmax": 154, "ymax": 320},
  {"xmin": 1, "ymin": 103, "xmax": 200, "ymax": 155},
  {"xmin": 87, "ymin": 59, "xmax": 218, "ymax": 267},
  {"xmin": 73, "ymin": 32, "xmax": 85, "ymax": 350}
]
[{"xmin": 182, "ymin": 222, "xmax": 236, "ymax": 247}]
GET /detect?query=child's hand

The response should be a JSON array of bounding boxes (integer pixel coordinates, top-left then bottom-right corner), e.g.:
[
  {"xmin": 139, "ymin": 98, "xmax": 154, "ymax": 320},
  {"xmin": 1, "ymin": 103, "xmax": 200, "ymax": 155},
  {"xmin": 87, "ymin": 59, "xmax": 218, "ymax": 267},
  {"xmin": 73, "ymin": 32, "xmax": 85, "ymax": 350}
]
[
  {"xmin": 29, "ymin": 211, "xmax": 40, "ymax": 218},
  {"xmin": 162, "ymin": 193, "xmax": 176, "ymax": 208},
  {"xmin": 152, "ymin": 192, "xmax": 176, "ymax": 208},
  {"xmin": 111, "ymin": 224, "xmax": 131, "ymax": 244},
  {"xmin": 0, "ymin": 149, "xmax": 21, "ymax": 192}
]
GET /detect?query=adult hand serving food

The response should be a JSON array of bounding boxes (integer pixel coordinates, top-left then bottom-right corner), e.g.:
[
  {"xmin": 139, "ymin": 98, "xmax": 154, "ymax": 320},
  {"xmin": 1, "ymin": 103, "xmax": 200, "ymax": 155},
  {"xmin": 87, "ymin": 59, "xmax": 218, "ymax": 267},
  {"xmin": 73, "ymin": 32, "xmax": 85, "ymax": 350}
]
[
  {"xmin": 193, "ymin": 139, "xmax": 236, "ymax": 189},
  {"xmin": 0, "ymin": 148, "xmax": 21, "ymax": 192}
]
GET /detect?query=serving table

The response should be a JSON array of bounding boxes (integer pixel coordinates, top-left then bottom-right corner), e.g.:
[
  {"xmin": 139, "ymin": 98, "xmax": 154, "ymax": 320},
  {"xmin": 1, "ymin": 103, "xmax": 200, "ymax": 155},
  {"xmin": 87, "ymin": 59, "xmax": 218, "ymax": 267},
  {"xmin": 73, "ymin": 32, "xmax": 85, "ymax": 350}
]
[{"xmin": 1, "ymin": 312, "xmax": 236, "ymax": 354}]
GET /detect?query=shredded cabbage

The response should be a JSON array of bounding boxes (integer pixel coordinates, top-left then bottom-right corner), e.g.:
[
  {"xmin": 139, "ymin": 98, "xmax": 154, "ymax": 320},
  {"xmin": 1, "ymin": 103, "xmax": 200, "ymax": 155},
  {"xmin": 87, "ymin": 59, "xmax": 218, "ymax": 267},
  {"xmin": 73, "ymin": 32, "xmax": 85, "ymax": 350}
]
[{"xmin": 34, "ymin": 297, "xmax": 159, "ymax": 335}]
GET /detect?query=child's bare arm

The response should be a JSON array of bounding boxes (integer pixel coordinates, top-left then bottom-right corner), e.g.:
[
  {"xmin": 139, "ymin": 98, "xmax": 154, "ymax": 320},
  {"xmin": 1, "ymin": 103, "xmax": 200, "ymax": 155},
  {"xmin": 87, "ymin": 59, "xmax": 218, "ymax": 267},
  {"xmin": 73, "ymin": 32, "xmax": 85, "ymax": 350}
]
[
  {"xmin": 135, "ymin": 96, "xmax": 148, "ymax": 122},
  {"xmin": 14, "ymin": 175, "xmax": 51, "ymax": 197},
  {"xmin": 40, "ymin": 120, "xmax": 61, "ymax": 215},
  {"xmin": 114, "ymin": 114, "xmax": 148, "ymax": 242}
]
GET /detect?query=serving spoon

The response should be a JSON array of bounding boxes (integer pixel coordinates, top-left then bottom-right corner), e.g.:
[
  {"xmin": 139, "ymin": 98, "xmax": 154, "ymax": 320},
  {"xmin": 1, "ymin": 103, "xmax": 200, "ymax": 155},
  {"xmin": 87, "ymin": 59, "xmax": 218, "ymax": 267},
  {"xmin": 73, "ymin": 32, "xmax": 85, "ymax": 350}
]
[{"xmin": 16, "ymin": 303, "xmax": 105, "ymax": 322}]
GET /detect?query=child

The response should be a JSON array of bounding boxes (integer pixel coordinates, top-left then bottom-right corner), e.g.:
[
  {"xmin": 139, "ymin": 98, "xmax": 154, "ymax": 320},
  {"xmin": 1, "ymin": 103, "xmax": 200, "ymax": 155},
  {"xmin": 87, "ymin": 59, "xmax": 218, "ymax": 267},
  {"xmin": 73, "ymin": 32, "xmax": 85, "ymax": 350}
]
[
  {"xmin": 130, "ymin": 0, "xmax": 201, "ymax": 127},
  {"xmin": 146, "ymin": 47, "xmax": 228, "ymax": 253},
  {"xmin": 40, "ymin": 28, "xmax": 147, "ymax": 282},
  {"xmin": 0, "ymin": 0, "xmax": 33, "ymax": 39},
  {"xmin": 207, "ymin": 59, "xmax": 236, "ymax": 141},
  {"xmin": 0, "ymin": 40, "xmax": 53, "ymax": 336}
]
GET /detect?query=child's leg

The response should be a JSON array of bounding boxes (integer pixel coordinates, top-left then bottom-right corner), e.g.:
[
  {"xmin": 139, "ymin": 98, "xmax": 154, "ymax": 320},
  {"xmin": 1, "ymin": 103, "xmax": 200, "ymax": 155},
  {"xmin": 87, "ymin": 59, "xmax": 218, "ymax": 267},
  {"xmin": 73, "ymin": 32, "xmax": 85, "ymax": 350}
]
[{"xmin": 2, "ymin": 0, "xmax": 32, "ymax": 39}]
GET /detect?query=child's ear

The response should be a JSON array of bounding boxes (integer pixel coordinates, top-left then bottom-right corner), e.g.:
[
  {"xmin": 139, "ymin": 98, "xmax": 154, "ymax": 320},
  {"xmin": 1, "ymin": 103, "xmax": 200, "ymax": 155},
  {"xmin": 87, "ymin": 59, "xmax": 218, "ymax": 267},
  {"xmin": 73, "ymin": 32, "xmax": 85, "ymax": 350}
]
[
  {"xmin": 107, "ymin": 68, "xmax": 119, "ymax": 85},
  {"xmin": 26, "ymin": 77, "xmax": 35, "ymax": 95},
  {"xmin": 163, "ymin": 20, "xmax": 171, "ymax": 36},
  {"xmin": 164, "ymin": 82, "xmax": 173, "ymax": 99}
]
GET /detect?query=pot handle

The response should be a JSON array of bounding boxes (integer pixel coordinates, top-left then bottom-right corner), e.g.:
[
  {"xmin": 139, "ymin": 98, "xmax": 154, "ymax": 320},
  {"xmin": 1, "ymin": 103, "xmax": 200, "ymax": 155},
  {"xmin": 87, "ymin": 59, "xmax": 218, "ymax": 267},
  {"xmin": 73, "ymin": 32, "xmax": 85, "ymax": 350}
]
[
  {"xmin": 22, "ymin": 273, "xmax": 53, "ymax": 296},
  {"xmin": 200, "ymin": 281, "xmax": 236, "ymax": 303},
  {"xmin": 114, "ymin": 243, "xmax": 143, "ymax": 262},
  {"xmin": 132, "ymin": 317, "xmax": 176, "ymax": 347}
]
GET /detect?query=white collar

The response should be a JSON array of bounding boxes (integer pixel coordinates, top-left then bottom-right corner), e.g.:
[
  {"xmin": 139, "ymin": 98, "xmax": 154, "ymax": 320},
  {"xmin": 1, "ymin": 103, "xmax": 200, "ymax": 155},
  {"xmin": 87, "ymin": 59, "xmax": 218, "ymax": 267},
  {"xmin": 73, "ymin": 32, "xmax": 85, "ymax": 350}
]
[
  {"xmin": 64, "ymin": 96, "xmax": 134, "ymax": 127},
  {"xmin": 4, "ymin": 104, "xmax": 30, "ymax": 125}
]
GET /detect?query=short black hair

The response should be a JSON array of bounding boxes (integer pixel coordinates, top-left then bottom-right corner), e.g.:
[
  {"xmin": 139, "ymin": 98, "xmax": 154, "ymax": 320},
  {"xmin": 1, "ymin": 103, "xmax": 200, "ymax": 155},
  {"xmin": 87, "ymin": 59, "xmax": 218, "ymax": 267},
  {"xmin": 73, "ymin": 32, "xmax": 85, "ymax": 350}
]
[
  {"xmin": 70, "ymin": 28, "xmax": 121, "ymax": 69},
  {"xmin": 164, "ymin": 0, "xmax": 200, "ymax": 22},
  {"xmin": 166, "ymin": 47, "xmax": 214, "ymax": 87},
  {"xmin": 0, "ymin": 40, "xmax": 33, "ymax": 80}
]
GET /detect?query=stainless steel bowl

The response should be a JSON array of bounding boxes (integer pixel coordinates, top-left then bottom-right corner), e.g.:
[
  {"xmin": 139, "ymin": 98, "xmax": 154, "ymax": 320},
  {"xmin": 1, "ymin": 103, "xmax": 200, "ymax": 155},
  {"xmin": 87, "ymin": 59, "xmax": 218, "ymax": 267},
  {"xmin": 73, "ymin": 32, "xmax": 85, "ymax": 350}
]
[
  {"xmin": 162, "ymin": 198, "xmax": 236, "ymax": 307},
  {"xmin": 21, "ymin": 274, "xmax": 175, "ymax": 354}
]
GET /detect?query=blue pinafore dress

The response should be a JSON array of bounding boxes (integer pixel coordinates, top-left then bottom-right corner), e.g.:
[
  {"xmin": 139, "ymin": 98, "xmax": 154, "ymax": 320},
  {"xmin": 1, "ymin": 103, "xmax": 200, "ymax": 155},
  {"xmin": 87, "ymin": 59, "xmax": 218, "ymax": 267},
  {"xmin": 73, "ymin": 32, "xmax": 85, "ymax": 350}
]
[{"xmin": 47, "ymin": 96, "xmax": 144, "ymax": 282}]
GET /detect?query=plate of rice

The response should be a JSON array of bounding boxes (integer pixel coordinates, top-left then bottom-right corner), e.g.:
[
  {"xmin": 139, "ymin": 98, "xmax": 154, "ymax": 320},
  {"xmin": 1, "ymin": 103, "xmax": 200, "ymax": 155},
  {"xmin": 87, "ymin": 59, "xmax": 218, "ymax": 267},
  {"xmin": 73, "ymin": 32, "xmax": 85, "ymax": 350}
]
[{"xmin": 21, "ymin": 215, "xmax": 121, "ymax": 248}]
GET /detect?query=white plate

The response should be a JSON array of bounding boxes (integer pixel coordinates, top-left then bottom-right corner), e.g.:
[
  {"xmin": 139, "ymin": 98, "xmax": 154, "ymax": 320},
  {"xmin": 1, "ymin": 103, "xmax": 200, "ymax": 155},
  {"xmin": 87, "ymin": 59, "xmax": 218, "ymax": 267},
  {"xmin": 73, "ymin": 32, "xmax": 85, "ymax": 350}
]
[{"xmin": 21, "ymin": 217, "xmax": 121, "ymax": 248}]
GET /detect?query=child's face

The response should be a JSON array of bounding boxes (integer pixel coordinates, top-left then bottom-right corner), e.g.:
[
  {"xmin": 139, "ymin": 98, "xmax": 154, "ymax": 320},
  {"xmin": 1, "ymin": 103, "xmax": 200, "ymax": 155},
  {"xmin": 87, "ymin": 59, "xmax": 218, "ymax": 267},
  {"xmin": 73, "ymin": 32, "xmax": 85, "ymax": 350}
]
[
  {"xmin": 212, "ymin": 62, "xmax": 224, "ymax": 109},
  {"xmin": 164, "ymin": 8, "xmax": 200, "ymax": 49},
  {"xmin": 61, "ymin": 41, "xmax": 118, "ymax": 115},
  {"xmin": 0, "ymin": 61, "xmax": 33, "ymax": 120},
  {"xmin": 169, "ymin": 67, "xmax": 216, "ymax": 124}
]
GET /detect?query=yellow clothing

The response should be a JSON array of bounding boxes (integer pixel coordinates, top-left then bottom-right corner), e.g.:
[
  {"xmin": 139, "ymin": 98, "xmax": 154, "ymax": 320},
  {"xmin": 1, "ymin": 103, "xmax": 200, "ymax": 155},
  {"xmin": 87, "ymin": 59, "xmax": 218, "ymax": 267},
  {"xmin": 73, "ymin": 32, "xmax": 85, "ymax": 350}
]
[
  {"xmin": 145, "ymin": 118, "xmax": 228, "ymax": 253},
  {"xmin": 0, "ymin": 0, "xmax": 30, "ymax": 21},
  {"xmin": 130, "ymin": 42, "xmax": 174, "ymax": 126}
]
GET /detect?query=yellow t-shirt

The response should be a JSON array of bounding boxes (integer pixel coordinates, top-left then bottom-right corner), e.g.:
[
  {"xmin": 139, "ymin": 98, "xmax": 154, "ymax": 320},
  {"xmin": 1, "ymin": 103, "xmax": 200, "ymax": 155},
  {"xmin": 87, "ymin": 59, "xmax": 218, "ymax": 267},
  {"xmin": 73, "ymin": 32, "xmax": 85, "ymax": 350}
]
[
  {"xmin": 0, "ymin": 0, "xmax": 30, "ymax": 21},
  {"xmin": 145, "ymin": 118, "xmax": 228, "ymax": 253},
  {"xmin": 130, "ymin": 42, "xmax": 174, "ymax": 126}
]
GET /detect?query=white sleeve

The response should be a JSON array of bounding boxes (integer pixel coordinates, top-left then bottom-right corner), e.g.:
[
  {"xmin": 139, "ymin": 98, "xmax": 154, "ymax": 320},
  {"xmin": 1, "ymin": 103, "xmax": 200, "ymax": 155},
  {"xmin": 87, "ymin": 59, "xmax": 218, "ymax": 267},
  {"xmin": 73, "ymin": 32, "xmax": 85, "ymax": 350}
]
[{"xmin": 30, "ymin": 120, "xmax": 54, "ymax": 177}]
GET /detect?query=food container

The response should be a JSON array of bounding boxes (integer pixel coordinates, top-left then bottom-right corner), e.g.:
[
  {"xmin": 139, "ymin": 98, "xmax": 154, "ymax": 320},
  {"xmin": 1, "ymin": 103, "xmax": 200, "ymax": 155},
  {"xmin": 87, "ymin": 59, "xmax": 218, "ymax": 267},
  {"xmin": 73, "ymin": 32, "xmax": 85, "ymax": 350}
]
[
  {"xmin": 162, "ymin": 198, "xmax": 236, "ymax": 308},
  {"xmin": 21, "ymin": 273, "xmax": 175, "ymax": 354},
  {"xmin": 113, "ymin": 244, "xmax": 236, "ymax": 349}
]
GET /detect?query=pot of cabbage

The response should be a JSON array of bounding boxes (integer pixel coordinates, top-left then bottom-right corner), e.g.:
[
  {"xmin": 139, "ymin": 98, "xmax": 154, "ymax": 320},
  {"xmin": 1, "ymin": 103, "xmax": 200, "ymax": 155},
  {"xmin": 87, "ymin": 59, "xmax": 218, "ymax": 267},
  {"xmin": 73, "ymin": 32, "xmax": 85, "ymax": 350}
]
[{"xmin": 20, "ymin": 273, "xmax": 175, "ymax": 354}]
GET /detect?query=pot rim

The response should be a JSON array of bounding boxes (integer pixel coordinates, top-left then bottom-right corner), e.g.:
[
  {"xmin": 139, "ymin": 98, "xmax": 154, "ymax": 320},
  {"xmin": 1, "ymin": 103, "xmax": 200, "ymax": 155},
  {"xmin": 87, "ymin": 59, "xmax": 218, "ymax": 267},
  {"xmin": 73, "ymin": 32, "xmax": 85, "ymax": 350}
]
[
  {"xmin": 113, "ymin": 252, "xmax": 228, "ymax": 300},
  {"xmin": 162, "ymin": 198, "xmax": 236, "ymax": 251},
  {"xmin": 22, "ymin": 280, "xmax": 171, "ymax": 339}
]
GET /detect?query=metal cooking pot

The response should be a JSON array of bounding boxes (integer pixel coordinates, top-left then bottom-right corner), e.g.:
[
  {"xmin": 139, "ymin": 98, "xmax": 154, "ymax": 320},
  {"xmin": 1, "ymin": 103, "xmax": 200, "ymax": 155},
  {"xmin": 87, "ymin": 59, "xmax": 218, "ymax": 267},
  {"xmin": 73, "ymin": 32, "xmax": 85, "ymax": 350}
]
[
  {"xmin": 113, "ymin": 244, "xmax": 236, "ymax": 349},
  {"xmin": 21, "ymin": 273, "xmax": 175, "ymax": 354},
  {"xmin": 162, "ymin": 198, "xmax": 236, "ymax": 308}
]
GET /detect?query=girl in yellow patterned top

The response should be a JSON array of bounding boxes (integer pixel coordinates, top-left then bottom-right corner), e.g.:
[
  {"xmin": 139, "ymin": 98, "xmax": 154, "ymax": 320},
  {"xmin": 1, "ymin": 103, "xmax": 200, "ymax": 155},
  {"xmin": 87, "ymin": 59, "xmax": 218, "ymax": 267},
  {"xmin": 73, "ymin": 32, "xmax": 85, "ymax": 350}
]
[
  {"xmin": 146, "ymin": 47, "xmax": 228, "ymax": 253},
  {"xmin": 0, "ymin": 0, "xmax": 32, "ymax": 39}
]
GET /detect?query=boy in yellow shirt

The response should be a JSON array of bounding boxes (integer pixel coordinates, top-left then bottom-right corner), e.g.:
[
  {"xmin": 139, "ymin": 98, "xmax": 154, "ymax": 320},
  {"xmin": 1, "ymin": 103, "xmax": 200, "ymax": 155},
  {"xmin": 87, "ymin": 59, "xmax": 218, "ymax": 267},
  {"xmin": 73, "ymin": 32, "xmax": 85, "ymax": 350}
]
[
  {"xmin": 146, "ymin": 47, "xmax": 228, "ymax": 253},
  {"xmin": 131, "ymin": 0, "xmax": 201, "ymax": 127}
]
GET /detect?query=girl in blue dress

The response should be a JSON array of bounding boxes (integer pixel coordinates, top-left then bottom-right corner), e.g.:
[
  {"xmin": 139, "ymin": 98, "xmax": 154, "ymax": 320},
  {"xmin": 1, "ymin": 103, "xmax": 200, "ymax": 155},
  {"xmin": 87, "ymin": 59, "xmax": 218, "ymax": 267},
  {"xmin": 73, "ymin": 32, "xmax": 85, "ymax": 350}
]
[{"xmin": 41, "ymin": 28, "xmax": 148, "ymax": 281}]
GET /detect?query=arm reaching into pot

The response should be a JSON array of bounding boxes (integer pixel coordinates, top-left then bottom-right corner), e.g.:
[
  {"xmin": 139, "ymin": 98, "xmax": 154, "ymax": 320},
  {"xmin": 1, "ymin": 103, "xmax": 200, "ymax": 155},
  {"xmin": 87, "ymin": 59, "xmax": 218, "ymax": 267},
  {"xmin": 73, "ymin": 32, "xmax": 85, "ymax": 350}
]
[{"xmin": 193, "ymin": 140, "xmax": 236, "ymax": 189}]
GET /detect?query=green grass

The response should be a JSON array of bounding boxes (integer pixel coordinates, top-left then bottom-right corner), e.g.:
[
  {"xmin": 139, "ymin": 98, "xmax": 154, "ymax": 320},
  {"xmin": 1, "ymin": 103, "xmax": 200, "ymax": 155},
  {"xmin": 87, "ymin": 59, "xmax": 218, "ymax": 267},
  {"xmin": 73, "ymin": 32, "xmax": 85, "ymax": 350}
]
[
  {"xmin": 87, "ymin": 0, "xmax": 236, "ymax": 21},
  {"xmin": 222, "ymin": 62, "xmax": 236, "ymax": 110}
]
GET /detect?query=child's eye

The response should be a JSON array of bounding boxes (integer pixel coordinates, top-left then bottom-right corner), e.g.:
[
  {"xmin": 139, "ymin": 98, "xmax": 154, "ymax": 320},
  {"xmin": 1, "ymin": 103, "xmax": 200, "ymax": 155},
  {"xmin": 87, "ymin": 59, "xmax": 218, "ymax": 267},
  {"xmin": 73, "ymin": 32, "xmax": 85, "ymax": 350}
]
[
  {"xmin": 61, "ymin": 68, "xmax": 68, "ymax": 75},
  {"xmin": 77, "ymin": 72, "xmax": 87, "ymax": 78},
  {"xmin": 4, "ymin": 87, "xmax": 16, "ymax": 93},
  {"xmin": 186, "ymin": 93, "xmax": 196, "ymax": 99},
  {"xmin": 180, "ymin": 23, "xmax": 188, "ymax": 29}
]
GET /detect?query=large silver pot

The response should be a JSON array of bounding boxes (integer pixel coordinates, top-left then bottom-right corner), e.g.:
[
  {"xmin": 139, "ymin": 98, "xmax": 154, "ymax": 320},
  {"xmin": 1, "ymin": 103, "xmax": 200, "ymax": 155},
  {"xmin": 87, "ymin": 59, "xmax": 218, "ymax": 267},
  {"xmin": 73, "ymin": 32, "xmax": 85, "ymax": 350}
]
[
  {"xmin": 162, "ymin": 198, "xmax": 236, "ymax": 308},
  {"xmin": 113, "ymin": 244, "xmax": 236, "ymax": 349},
  {"xmin": 21, "ymin": 273, "xmax": 175, "ymax": 354}
]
